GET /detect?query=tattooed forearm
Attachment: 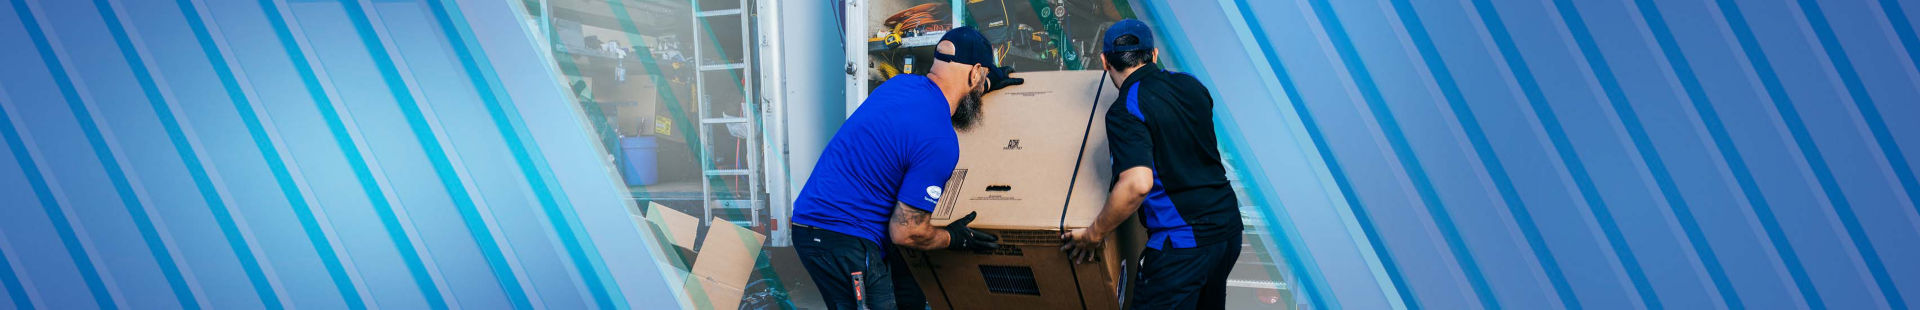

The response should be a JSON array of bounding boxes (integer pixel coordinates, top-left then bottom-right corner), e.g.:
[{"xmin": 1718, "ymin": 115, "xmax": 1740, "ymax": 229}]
[
  {"xmin": 893, "ymin": 203, "xmax": 930, "ymax": 227},
  {"xmin": 888, "ymin": 203, "xmax": 947, "ymax": 250}
]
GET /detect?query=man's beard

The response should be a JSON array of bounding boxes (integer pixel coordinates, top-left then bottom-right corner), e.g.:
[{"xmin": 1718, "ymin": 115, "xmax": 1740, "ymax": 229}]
[{"xmin": 951, "ymin": 87, "xmax": 985, "ymax": 131}]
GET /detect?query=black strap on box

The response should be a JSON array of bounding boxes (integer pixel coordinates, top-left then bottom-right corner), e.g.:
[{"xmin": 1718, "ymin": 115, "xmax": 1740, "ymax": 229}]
[{"xmin": 1056, "ymin": 73, "xmax": 1107, "ymax": 310}]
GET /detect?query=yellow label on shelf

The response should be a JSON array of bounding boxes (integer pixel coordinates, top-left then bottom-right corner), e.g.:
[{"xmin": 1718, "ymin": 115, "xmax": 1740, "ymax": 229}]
[{"xmin": 654, "ymin": 116, "xmax": 673, "ymax": 135}]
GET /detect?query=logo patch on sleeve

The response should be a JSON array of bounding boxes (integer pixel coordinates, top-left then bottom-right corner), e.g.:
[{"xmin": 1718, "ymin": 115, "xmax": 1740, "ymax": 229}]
[{"xmin": 925, "ymin": 186, "xmax": 943, "ymax": 201}]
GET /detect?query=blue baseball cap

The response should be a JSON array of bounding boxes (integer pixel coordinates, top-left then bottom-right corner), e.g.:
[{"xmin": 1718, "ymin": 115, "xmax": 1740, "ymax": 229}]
[
  {"xmin": 1102, "ymin": 19, "xmax": 1154, "ymax": 53},
  {"xmin": 934, "ymin": 26, "xmax": 997, "ymax": 68}
]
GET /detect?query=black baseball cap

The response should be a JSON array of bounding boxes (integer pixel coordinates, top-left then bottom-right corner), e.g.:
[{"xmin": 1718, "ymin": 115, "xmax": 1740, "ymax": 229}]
[
  {"xmin": 1102, "ymin": 19, "xmax": 1154, "ymax": 53},
  {"xmin": 933, "ymin": 26, "xmax": 997, "ymax": 68}
]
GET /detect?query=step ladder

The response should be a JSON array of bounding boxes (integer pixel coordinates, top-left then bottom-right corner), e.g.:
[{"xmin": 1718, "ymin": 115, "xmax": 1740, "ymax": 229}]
[{"xmin": 693, "ymin": 0, "xmax": 761, "ymax": 229}]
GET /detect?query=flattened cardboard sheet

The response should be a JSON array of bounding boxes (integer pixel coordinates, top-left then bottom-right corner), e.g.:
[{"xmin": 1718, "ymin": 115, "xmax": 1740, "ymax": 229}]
[{"xmin": 686, "ymin": 219, "xmax": 765, "ymax": 310}]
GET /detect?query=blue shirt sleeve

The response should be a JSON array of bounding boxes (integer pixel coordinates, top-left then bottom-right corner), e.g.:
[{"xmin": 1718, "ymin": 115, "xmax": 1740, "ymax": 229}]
[{"xmin": 896, "ymin": 136, "xmax": 959, "ymax": 212}]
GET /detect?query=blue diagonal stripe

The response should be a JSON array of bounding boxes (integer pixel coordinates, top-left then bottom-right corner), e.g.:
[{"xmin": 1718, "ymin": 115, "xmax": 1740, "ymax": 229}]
[
  {"xmin": 1466, "ymin": 0, "xmax": 1661, "ymax": 307},
  {"xmin": 1712, "ymin": 0, "xmax": 1875, "ymax": 306},
  {"xmin": 1630, "ymin": 0, "xmax": 1823, "ymax": 307},
  {"xmin": 1260, "ymin": 2, "xmax": 1421, "ymax": 307},
  {"xmin": 1879, "ymin": 0, "xmax": 1920, "ymax": 215},
  {"xmin": 332, "ymin": 0, "xmax": 532, "ymax": 308},
  {"xmin": 12, "ymin": 0, "xmax": 194, "ymax": 308},
  {"xmin": 1790, "ymin": 0, "xmax": 1909, "ymax": 307},
  {"xmin": 421, "ymin": 0, "xmax": 622, "ymax": 308},
  {"xmin": 92, "ymin": 0, "xmax": 296, "ymax": 307},
  {"xmin": 167, "ymin": 0, "xmax": 301, "ymax": 307},
  {"xmin": 1861, "ymin": 0, "xmax": 1920, "ymax": 214},
  {"xmin": 1884, "ymin": 0, "xmax": 1920, "ymax": 78},
  {"xmin": 253, "ymin": 0, "xmax": 402, "ymax": 307},
  {"xmin": 181, "ymin": 0, "xmax": 362, "ymax": 307},
  {"xmin": 1548, "ymin": 0, "xmax": 1741, "ymax": 308},
  {"xmin": 0, "ymin": 103, "xmax": 112, "ymax": 308},
  {"xmin": 0, "ymin": 28, "xmax": 116, "ymax": 310},
  {"xmin": 0, "ymin": 236, "xmax": 29, "ymax": 310},
  {"xmin": 1303, "ymin": 0, "xmax": 1501, "ymax": 307},
  {"xmin": 0, "ymin": 99, "xmax": 88, "ymax": 310},
  {"xmin": 1224, "ymin": 0, "xmax": 1335, "ymax": 308},
  {"xmin": 1385, "ymin": 0, "xmax": 1580, "ymax": 307},
  {"xmin": 259, "ymin": 0, "xmax": 455, "ymax": 307}
]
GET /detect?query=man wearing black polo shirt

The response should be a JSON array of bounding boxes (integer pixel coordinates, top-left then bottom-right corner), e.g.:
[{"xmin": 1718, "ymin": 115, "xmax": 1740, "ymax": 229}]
[{"xmin": 1062, "ymin": 19, "xmax": 1245, "ymax": 309}]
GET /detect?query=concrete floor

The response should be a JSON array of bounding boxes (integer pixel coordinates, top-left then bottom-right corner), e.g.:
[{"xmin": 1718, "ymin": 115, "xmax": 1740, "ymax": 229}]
[{"xmin": 748, "ymin": 236, "xmax": 1291, "ymax": 310}]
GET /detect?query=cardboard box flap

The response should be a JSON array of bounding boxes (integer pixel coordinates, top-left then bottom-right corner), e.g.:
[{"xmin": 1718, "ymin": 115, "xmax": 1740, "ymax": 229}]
[
  {"xmin": 932, "ymin": 71, "xmax": 1118, "ymax": 230},
  {"xmin": 646, "ymin": 202, "xmax": 701, "ymax": 250},
  {"xmin": 683, "ymin": 219, "xmax": 764, "ymax": 310},
  {"xmin": 689, "ymin": 219, "xmax": 765, "ymax": 290}
]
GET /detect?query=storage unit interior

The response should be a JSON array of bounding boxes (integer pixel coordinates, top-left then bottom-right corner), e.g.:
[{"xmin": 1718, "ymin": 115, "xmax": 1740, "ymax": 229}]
[
  {"xmin": 524, "ymin": 0, "xmax": 765, "ymax": 221},
  {"xmin": 522, "ymin": 0, "xmax": 799, "ymax": 308}
]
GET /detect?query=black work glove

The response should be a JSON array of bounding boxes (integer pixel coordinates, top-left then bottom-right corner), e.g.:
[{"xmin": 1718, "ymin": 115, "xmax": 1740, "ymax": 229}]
[
  {"xmin": 987, "ymin": 66, "xmax": 1024, "ymax": 92},
  {"xmin": 944, "ymin": 211, "xmax": 1000, "ymax": 252}
]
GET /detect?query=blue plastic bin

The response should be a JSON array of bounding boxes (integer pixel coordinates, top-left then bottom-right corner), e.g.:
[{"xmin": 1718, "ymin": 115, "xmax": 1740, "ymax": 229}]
[{"xmin": 620, "ymin": 136, "xmax": 659, "ymax": 186}]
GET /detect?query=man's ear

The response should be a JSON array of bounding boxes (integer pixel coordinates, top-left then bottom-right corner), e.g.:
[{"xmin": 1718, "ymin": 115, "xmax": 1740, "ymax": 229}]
[
  {"xmin": 1151, "ymin": 49, "xmax": 1160, "ymax": 63},
  {"xmin": 975, "ymin": 65, "xmax": 990, "ymax": 86}
]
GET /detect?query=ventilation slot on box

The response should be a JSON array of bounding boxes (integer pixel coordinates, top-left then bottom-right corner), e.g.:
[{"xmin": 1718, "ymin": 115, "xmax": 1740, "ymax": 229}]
[
  {"xmin": 994, "ymin": 230, "xmax": 1065, "ymax": 246},
  {"xmin": 979, "ymin": 265, "xmax": 1042, "ymax": 296}
]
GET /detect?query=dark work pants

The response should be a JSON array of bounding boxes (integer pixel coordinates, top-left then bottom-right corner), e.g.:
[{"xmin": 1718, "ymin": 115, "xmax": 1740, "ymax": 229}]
[
  {"xmin": 1132, "ymin": 234, "xmax": 1242, "ymax": 310},
  {"xmin": 793, "ymin": 225, "xmax": 926, "ymax": 310}
]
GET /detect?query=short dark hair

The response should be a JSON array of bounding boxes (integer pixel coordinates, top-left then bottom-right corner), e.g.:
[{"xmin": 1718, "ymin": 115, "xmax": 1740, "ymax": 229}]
[{"xmin": 1103, "ymin": 34, "xmax": 1153, "ymax": 70}]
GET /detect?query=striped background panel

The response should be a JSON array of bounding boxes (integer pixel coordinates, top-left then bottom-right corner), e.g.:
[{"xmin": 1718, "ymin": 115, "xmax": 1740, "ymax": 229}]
[
  {"xmin": 4, "ymin": 0, "xmax": 1920, "ymax": 309},
  {"xmin": 1139, "ymin": 0, "xmax": 1920, "ymax": 309},
  {"xmin": 0, "ymin": 0, "xmax": 677, "ymax": 308}
]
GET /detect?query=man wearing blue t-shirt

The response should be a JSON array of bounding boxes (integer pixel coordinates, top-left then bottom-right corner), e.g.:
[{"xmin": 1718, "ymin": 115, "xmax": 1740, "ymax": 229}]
[{"xmin": 791, "ymin": 27, "xmax": 1019, "ymax": 310}]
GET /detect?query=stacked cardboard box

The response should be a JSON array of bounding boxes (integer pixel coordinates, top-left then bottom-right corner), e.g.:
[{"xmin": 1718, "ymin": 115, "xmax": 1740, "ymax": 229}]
[{"xmin": 903, "ymin": 71, "xmax": 1146, "ymax": 310}]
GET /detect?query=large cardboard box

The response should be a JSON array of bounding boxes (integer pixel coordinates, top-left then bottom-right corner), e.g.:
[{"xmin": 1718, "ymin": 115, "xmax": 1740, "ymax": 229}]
[{"xmin": 903, "ymin": 71, "xmax": 1146, "ymax": 310}]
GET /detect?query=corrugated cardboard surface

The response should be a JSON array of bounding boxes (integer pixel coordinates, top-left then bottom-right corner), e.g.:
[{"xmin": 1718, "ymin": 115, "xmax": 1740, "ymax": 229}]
[
  {"xmin": 646, "ymin": 202, "xmax": 701, "ymax": 250},
  {"xmin": 912, "ymin": 71, "xmax": 1144, "ymax": 310},
  {"xmin": 930, "ymin": 70, "xmax": 1120, "ymax": 231},
  {"xmin": 686, "ymin": 219, "xmax": 765, "ymax": 310}
]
